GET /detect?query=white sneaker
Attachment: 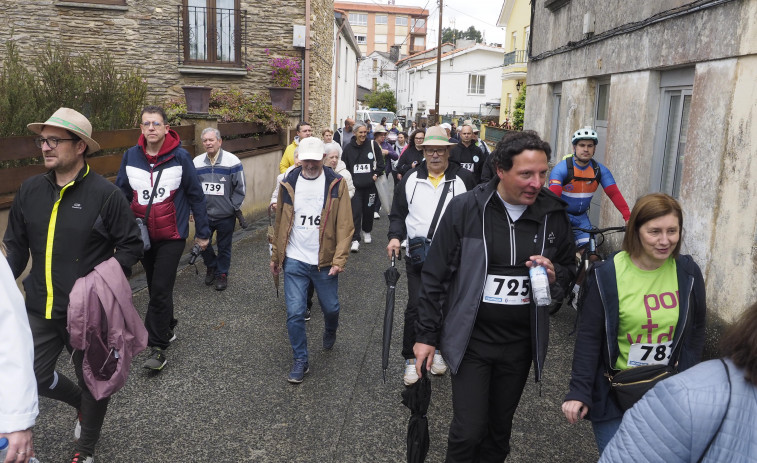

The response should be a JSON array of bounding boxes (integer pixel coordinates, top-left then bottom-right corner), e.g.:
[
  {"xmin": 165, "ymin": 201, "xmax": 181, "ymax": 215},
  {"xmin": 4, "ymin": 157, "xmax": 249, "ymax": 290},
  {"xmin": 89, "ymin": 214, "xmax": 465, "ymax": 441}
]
[
  {"xmin": 400, "ymin": 239, "xmax": 407, "ymax": 249},
  {"xmin": 351, "ymin": 240, "xmax": 360, "ymax": 252},
  {"xmin": 363, "ymin": 232, "xmax": 372, "ymax": 244},
  {"xmin": 374, "ymin": 211, "xmax": 381, "ymax": 219},
  {"xmin": 403, "ymin": 359, "xmax": 419, "ymax": 386},
  {"xmin": 430, "ymin": 350, "xmax": 448, "ymax": 375}
]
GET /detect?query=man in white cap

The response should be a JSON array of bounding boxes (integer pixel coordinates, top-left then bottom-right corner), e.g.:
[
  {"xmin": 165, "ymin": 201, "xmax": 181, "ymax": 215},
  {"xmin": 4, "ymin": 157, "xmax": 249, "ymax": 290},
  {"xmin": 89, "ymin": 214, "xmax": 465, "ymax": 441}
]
[
  {"xmin": 440, "ymin": 122, "xmax": 459, "ymax": 143},
  {"xmin": 387, "ymin": 124, "xmax": 474, "ymax": 385},
  {"xmin": 270, "ymin": 137, "xmax": 354, "ymax": 384},
  {"xmin": 4, "ymin": 108, "xmax": 144, "ymax": 463}
]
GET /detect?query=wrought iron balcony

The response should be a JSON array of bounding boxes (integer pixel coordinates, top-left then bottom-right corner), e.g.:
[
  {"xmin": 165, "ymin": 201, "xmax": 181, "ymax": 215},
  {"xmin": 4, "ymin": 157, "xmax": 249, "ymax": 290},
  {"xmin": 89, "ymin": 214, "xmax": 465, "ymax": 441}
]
[
  {"xmin": 178, "ymin": 5, "xmax": 247, "ymax": 67},
  {"xmin": 503, "ymin": 49, "xmax": 528, "ymax": 66}
]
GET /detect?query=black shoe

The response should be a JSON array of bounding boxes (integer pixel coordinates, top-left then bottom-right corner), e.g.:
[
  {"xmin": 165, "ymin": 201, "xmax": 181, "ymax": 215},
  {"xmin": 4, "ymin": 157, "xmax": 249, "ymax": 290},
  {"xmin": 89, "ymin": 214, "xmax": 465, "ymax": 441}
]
[
  {"xmin": 143, "ymin": 347, "xmax": 167, "ymax": 370},
  {"xmin": 215, "ymin": 273, "xmax": 228, "ymax": 291},
  {"xmin": 323, "ymin": 330, "xmax": 336, "ymax": 350},
  {"xmin": 205, "ymin": 267, "xmax": 216, "ymax": 285},
  {"xmin": 305, "ymin": 308, "xmax": 311, "ymax": 321}
]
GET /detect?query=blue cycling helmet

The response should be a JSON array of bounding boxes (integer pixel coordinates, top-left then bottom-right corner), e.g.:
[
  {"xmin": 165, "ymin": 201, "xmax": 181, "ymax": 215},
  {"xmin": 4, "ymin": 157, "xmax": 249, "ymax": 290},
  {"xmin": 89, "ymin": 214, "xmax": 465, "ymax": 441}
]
[{"xmin": 571, "ymin": 126, "xmax": 599, "ymax": 145}]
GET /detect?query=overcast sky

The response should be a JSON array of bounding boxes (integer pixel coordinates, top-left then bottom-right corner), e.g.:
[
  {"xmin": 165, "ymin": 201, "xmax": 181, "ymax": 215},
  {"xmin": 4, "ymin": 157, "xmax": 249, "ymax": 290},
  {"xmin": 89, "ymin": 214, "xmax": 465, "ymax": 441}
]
[{"xmin": 345, "ymin": 0, "xmax": 507, "ymax": 47}]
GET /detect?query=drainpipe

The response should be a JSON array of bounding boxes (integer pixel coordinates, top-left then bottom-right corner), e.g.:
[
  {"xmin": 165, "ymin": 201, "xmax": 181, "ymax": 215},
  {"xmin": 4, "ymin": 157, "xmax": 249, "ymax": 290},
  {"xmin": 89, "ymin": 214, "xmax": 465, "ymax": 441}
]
[{"xmin": 304, "ymin": 0, "xmax": 312, "ymax": 122}]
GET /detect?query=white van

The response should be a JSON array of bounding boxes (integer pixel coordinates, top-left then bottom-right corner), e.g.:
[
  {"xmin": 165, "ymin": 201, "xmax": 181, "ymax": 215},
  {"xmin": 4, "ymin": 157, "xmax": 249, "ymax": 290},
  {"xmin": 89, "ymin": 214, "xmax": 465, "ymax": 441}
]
[{"xmin": 356, "ymin": 109, "xmax": 401, "ymax": 131}]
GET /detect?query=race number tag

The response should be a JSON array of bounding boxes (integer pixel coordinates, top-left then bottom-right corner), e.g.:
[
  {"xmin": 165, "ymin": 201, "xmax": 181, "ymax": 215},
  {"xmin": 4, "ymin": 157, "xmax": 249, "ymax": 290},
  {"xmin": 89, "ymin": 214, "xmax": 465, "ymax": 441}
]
[
  {"xmin": 482, "ymin": 275, "xmax": 531, "ymax": 305},
  {"xmin": 295, "ymin": 214, "xmax": 321, "ymax": 231},
  {"xmin": 202, "ymin": 182, "xmax": 225, "ymax": 196},
  {"xmin": 140, "ymin": 186, "xmax": 169, "ymax": 203},
  {"xmin": 461, "ymin": 163, "xmax": 474, "ymax": 172},
  {"xmin": 627, "ymin": 341, "xmax": 673, "ymax": 367},
  {"xmin": 354, "ymin": 163, "xmax": 371, "ymax": 174}
]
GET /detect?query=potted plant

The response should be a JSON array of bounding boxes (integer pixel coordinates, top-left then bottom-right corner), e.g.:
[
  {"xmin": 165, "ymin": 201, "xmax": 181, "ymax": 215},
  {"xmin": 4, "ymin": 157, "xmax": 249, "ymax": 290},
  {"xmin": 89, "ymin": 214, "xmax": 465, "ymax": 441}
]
[{"xmin": 263, "ymin": 49, "xmax": 301, "ymax": 111}]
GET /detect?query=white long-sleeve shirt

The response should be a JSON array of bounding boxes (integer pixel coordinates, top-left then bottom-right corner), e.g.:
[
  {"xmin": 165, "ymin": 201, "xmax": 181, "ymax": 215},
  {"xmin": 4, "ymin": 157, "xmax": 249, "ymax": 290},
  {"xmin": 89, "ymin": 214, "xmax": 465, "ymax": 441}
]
[{"xmin": 0, "ymin": 254, "xmax": 38, "ymax": 433}]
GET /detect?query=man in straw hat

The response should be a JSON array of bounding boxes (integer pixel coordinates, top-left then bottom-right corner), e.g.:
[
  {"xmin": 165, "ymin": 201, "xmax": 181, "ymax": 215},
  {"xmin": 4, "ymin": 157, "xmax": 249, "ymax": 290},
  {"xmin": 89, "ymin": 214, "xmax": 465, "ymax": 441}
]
[
  {"xmin": 116, "ymin": 105, "xmax": 210, "ymax": 371},
  {"xmin": 387, "ymin": 124, "xmax": 474, "ymax": 385},
  {"xmin": 3, "ymin": 108, "xmax": 144, "ymax": 463},
  {"xmin": 270, "ymin": 137, "xmax": 354, "ymax": 384}
]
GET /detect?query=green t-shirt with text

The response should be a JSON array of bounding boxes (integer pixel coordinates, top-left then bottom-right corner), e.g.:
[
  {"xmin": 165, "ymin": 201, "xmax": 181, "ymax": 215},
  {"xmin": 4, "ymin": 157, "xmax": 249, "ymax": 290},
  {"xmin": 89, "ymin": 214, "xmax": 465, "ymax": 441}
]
[{"xmin": 614, "ymin": 252, "xmax": 679, "ymax": 370}]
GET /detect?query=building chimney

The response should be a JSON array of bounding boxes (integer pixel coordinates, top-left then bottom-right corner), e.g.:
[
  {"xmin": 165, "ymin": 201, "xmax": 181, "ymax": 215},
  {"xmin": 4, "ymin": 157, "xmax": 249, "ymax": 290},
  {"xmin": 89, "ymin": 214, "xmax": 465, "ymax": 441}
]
[{"xmin": 389, "ymin": 45, "xmax": 401, "ymax": 62}]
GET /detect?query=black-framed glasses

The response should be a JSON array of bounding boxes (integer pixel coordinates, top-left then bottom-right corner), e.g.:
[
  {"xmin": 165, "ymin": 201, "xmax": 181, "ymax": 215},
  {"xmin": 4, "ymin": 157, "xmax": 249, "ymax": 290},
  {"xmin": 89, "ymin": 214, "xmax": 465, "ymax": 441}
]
[
  {"xmin": 35, "ymin": 137, "xmax": 78, "ymax": 149},
  {"xmin": 423, "ymin": 148, "xmax": 445, "ymax": 155},
  {"xmin": 141, "ymin": 121, "xmax": 164, "ymax": 128}
]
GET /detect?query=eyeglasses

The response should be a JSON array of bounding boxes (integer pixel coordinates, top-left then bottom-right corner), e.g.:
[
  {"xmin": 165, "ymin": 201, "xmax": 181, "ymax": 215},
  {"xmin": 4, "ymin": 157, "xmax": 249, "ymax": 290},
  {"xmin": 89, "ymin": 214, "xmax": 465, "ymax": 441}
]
[
  {"xmin": 35, "ymin": 137, "xmax": 78, "ymax": 149},
  {"xmin": 423, "ymin": 148, "xmax": 445, "ymax": 155},
  {"xmin": 414, "ymin": 137, "xmax": 425, "ymax": 141},
  {"xmin": 141, "ymin": 121, "xmax": 164, "ymax": 128}
]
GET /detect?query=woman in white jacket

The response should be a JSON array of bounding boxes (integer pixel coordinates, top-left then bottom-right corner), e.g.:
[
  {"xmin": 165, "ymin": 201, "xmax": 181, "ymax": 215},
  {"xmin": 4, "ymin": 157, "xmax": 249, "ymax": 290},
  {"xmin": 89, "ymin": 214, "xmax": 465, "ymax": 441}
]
[
  {"xmin": 0, "ymin": 245, "xmax": 38, "ymax": 462},
  {"xmin": 325, "ymin": 145, "xmax": 355, "ymax": 199}
]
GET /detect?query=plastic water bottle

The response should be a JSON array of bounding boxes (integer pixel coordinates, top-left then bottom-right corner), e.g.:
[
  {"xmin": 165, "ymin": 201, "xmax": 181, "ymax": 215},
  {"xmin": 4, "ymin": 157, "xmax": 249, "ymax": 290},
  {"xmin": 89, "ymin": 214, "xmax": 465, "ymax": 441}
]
[
  {"xmin": 0, "ymin": 437, "xmax": 40, "ymax": 462},
  {"xmin": 529, "ymin": 264, "xmax": 552, "ymax": 306}
]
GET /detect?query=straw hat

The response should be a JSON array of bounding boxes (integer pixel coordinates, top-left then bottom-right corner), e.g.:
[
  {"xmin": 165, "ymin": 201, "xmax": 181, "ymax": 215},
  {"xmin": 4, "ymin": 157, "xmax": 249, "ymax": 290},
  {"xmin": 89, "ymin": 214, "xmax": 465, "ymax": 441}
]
[
  {"xmin": 373, "ymin": 126, "xmax": 387, "ymax": 134},
  {"xmin": 297, "ymin": 137, "xmax": 325, "ymax": 161},
  {"xmin": 28, "ymin": 107, "xmax": 100, "ymax": 154},
  {"xmin": 420, "ymin": 126, "xmax": 456, "ymax": 146}
]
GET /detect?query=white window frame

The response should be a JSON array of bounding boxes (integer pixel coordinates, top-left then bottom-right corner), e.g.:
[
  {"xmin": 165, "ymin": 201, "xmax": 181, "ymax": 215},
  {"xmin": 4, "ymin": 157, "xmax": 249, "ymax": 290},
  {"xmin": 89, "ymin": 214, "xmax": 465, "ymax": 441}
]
[
  {"xmin": 375, "ymin": 15, "xmax": 388, "ymax": 25},
  {"xmin": 355, "ymin": 35, "xmax": 367, "ymax": 44},
  {"xmin": 396, "ymin": 16, "xmax": 408, "ymax": 26},
  {"xmin": 414, "ymin": 36, "xmax": 425, "ymax": 47},
  {"xmin": 349, "ymin": 13, "xmax": 367, "ymax": 26},
  {"xmin": 650, "ymin": 68, "xmax": 695, "ymax": 198},
  {"xmin": 375, "ymin": 34, "xmax": 388, "ymax": 44},
  {"xmin": 468, "ymin": 74, "xmax": 485, "ymax": 95}
]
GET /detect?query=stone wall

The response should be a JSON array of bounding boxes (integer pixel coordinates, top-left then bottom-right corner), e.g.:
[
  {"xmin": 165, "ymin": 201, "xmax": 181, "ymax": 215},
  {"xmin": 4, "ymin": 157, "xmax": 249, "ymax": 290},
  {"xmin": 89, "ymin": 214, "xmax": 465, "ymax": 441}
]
[{"xmin": 0, "ymin": 0, "xmax": 334, "ymax": 127}]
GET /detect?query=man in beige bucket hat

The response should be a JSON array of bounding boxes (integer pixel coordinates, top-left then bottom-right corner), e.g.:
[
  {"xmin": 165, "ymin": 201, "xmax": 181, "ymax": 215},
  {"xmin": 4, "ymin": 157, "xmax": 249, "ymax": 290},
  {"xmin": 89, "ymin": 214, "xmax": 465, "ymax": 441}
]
[{"xmin": 4, "ymin": 108, "xmax": 144, "ymax": 462}]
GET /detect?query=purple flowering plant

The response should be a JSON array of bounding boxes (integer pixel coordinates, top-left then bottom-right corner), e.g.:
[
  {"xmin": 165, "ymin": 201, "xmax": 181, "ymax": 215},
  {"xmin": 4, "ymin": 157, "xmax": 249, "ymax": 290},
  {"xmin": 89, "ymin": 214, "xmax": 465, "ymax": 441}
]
[{"xmin": 264, "ymin": 48, "xmax": 301, "ymax": 89}]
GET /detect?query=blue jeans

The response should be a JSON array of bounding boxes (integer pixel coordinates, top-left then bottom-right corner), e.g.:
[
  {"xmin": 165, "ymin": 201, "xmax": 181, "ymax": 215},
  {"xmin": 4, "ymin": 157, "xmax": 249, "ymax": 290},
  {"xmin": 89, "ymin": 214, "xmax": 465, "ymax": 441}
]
[
  {"xmin": 283, "ymin": 257, "xmax": 340, "ymax": 362},
  {"xmin": 592, "ymin": 416, "xmax": 623, "ymax": 455},
  {"xmin": 201, "ymin": 215, "xmax": 236, "ymax": 275}
]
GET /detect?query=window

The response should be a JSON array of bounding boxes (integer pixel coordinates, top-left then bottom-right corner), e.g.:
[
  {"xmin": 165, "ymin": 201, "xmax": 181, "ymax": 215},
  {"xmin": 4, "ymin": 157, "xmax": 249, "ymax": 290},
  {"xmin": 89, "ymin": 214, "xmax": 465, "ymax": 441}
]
[
  {"xmin": 61, "ymin": 0, "xmax": 126, "ymax": 4},
  {"xmin": 651, "ymin": 68, "xmax": 694, "ymax": 198},
  {"xmin": 375, "ymin": 15, "xmax": 387, "ymax": 25},
  {"xmin": 468, "ymin": 75, "xmax": 485, "ymax": 94},
  {"xmin": 182, "ymin": 0, "xmax": 242, "ymax": 65},
  {"xmin": 372, "ymin": 78, "xmax": 378, "ymax": 91},
  {"xmin": 550, "ymin": 84, "xmax": 562, "ymax": 156},
  {"xmin": 372, "ymin": 59, "xmax": 378, "ymax": 70},
  {"xmin": 412, "ymin": 18, "xmax": 425, "ymax": 31},
  {"xmin": 349, "ymin": 13, "xmax": 367, "ymax": 26},
  {"xmin": 414, "ymin": 36, "xmax": 425, "ymax": 47},
  {"xmin": 355, "ymin": 35, "xmax": 367, "ymax": 44},
  {"xmin": 396, "ymin": 16, "xmax": 408, "ymax": 26},
  {"xmin": 375, "ymin": 34, "xmax": 387, "ymax": 44},
  {"xmin": 525, "ymin": 26, "xmax": 531, "ymax": 55},
  {"xmin": 511, "ymin": 31, "xmax": 518, "ymax": 52}
]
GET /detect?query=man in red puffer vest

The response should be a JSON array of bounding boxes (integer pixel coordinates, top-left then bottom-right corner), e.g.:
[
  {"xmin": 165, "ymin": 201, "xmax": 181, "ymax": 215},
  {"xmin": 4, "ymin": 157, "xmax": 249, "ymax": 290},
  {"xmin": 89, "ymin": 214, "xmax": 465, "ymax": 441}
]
[{"xmin": 116, "ymin": 105, "xmax": 210, "ymax": 371}]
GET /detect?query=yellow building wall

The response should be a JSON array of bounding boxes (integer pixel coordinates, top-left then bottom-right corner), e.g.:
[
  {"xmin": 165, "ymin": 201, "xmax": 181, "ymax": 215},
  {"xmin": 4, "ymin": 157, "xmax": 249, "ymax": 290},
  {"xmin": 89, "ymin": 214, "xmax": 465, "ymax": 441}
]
[{"xmin": 499, "ymin": 0, "xmax": 531, "ymax": 123}]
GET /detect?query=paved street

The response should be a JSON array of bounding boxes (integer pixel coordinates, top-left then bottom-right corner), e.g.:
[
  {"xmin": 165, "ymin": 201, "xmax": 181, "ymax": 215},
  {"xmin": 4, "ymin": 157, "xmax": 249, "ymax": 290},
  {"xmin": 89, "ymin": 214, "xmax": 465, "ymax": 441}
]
[{"xmin": 32, "ymin": 214, "xmax": 599, "ymax": 462}]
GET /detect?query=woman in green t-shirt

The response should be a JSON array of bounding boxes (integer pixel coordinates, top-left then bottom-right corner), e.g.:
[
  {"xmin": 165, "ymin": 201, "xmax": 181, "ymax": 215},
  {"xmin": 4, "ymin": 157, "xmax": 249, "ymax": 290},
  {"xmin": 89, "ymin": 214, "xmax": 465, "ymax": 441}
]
[{"xmin": 561, "ymin": 193, "xmax": 707, "ymax": 454}]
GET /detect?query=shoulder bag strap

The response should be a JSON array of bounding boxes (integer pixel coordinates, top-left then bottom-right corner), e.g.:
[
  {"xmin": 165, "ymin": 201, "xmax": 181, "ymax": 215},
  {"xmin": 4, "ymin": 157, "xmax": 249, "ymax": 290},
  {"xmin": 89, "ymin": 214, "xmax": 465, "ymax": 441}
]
[
  {"xmin": 427, "ymin": 177, "xmax": 451, "ymax": 240},
  {"xmin": 144, "ymin": 167, "xmax": 164, "ymax": 220},
  {"xmin": 696, "ymin": 358, "xmax": 731, "ymax": 463}
]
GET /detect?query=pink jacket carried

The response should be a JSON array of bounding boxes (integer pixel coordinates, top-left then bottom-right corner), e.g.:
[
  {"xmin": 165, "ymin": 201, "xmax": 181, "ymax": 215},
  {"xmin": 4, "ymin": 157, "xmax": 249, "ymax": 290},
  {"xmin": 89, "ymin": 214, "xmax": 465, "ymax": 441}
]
[{"xmin": 67, "ymin": 257, "xmax": 148, "ymax": 400}]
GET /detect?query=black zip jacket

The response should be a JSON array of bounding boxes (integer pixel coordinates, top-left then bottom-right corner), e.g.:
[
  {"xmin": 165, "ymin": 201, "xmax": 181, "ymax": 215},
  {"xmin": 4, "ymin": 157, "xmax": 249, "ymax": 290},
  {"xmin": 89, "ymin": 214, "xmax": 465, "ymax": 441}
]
[
  {"xmin": 342, "ymin": 137, "xmax": 385, "ymax": 189},
  {"xmin": 4, "ymin": 165, "xmax": 143, "ymax": 319},
  {"xmin": 396, "ymin": 145, "xmax": 424, "ymax": 176},
  {"xmin": 564, "ymin": 254, "xmax": 706, "ymax": 422},
  {"xmin": 450, "ymin": 141, "xmax": 488, "ymax": 184},
  {"xmin": 415, "ymin": 178, "xmax": 576, "ymax": 379}
]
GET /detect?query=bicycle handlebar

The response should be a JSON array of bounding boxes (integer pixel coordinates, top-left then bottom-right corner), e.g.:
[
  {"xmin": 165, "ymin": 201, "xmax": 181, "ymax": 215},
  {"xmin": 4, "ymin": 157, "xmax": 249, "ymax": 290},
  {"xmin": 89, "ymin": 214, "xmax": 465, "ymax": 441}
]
[{"xmin": 574, "ymin": 226, "xmax": 626, "ymax": 234}]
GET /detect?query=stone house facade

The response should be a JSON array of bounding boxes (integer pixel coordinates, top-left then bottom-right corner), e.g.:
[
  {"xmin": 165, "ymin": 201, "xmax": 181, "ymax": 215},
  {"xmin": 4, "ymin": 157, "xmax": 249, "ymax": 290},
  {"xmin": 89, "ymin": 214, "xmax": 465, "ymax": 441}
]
[
  {"xmin": 526, "ymin": 0, "xmax": 757, "ymax": 325},
  {"xmin": 1, "ymin": 0, "xmax": 334, "ymax": 131}
]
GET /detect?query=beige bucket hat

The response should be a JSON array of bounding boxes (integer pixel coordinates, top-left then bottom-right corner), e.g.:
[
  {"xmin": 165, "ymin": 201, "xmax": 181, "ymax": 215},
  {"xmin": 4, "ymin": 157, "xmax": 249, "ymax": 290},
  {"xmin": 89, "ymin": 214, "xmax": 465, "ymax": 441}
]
[
  {"xmin": 28, "ymin": 107, "xmax": 101, "ymax": 154},
  {"xmin": 420, "ymin": 125, "xmax": 456, "ymax": 146}
]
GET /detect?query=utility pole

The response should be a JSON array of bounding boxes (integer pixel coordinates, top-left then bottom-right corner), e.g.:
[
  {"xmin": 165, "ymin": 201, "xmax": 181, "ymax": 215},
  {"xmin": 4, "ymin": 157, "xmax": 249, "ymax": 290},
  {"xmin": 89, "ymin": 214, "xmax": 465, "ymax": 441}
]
[{"xmin": 434, "ymin": 0, "xmax": 443, "ymax": 123}]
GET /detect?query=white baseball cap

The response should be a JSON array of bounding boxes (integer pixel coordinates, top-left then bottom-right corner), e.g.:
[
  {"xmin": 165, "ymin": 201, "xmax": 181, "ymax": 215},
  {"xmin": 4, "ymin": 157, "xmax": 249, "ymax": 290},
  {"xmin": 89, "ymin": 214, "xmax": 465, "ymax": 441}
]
[{"xmin": 297, "ymin": 137, "xmax": 325, "ymax": 161}]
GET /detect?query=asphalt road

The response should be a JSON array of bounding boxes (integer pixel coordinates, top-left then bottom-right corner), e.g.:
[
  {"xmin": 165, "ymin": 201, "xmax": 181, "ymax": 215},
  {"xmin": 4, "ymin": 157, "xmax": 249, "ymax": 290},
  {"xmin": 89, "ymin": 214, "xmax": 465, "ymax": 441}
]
[{"xmin": 32, "ymin": 213, "xmax": 599, "ymax": 462}]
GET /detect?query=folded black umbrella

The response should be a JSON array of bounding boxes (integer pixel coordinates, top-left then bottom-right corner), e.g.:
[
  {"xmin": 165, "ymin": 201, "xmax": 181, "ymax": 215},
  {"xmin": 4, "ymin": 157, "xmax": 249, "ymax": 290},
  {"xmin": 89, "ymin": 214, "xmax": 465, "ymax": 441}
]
[
  {"xmin": 402, "ymin": 359, "xmax": 431, "ymax": 463},
  {"xmin": 382, "ymin": 250, "xmax": 401, "ymax": 383}
]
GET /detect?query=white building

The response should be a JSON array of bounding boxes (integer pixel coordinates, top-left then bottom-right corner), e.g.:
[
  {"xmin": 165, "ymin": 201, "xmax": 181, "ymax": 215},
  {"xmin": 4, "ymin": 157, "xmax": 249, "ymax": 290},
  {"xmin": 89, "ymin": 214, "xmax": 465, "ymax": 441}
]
[
  {"xmin": 357, "ymin": 50, "xmax": 402, "ymax": 93},
  {"xmin": 396, "ymin": 44, "xmax": 505, "ymax": 122},
  {"xmin": 332, "ymin": 11, "xmax": 363, "ymax": 130}
]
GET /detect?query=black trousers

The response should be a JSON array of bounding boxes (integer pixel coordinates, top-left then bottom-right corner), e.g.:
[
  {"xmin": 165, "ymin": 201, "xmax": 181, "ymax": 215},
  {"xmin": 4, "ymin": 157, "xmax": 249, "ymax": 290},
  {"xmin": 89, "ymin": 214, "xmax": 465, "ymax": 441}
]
[
  {"xmin": 142, "ymin": 239, "xmax": 185, "ymax": 349},
  {"xmin": 446, "ymin": 337, "xmax": 532, "ymax": 463},
  {"xmin": 29, "ymin": 314, "xmax": 109, "ymax": 456},
  {"xmin": 351, "ymin": 184, "xmax": 377, "ymax": 242},
  {"xmin": 401, "ymin": 259, "xmax": 423, "ymax": 359}
]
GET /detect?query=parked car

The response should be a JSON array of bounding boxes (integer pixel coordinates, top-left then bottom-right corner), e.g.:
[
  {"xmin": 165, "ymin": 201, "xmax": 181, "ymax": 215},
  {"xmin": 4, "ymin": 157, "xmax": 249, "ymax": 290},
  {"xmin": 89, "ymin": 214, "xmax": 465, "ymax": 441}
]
[{"xmin": 356, "ymin": 109, "xmax": 400, "ymax": 131}]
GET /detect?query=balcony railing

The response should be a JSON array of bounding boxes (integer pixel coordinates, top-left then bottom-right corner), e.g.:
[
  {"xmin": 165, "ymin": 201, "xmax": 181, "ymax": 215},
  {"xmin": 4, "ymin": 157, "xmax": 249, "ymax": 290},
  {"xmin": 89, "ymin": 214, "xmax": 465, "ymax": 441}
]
[
  {"xmin": 178, "ymin": 6, "xmax": 247, "ymax": 67},
  {"xmin": 503, "ymin": 49, "xmax": 528, "ymax": 66}
]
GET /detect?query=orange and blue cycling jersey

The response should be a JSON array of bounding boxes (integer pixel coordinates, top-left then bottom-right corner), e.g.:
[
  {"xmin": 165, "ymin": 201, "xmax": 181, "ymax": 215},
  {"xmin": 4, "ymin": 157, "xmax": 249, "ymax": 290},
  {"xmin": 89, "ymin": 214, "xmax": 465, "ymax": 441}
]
[{"xmin": 549, "ymin": 157, "xmax": 624, "ymax": 217}]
